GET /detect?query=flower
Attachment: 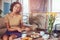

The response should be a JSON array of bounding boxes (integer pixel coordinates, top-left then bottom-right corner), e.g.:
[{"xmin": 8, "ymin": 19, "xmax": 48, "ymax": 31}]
[
  {"xmin": 47, "ymin": 12, "xmax": 57, "ymax": 34},
  {"xmin": 46, "ymin": 12, "xmax": 57, "ymax": 17}
]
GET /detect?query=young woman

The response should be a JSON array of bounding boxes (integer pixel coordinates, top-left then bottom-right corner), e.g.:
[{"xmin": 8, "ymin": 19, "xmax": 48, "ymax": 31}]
[{"xmin": 3, "ymin": 2, "xmax": 30, "ymax": 40}]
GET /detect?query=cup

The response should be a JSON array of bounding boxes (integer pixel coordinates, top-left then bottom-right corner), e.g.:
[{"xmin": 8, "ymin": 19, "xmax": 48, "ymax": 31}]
[
  {"xmin": 42, "ymin": 34, "xmax": 49, "ymax": 40},
  {"xmin": 40, "ymin": 31, "xmax": 45, "ymax": 36},
  {"xmin": 21, "ymin": 33, "xmax": 27, "ymax": 38}
]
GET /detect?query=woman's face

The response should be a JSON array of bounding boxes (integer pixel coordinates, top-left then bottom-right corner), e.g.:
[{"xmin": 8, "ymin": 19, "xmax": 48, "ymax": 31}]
[{"xmin": 13, "ymin": 4, "xmax": 21, "ymax": 13}]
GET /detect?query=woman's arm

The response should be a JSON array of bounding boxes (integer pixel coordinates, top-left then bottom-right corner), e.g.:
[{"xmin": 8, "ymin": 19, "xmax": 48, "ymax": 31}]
[
  {"xmin": 6, "ymin": 23, "xmax": 17, "ymax": 31},
  {"xmin": 5, "ymin": 22, "xmax": 22, "ymax": 32}
]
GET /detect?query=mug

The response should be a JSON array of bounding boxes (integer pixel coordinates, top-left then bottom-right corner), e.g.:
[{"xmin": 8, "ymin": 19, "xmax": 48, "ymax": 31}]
[
  {"xmin": 40, "ymin": 31, "xmax": 45, "ymax": 36},
  {"xmin": 42, "ymin": 34, "xmax": 49, "ymax": 40},
  {"xmin": 22, "ymin": 33, "xmax": 27, "ymax": 38}
]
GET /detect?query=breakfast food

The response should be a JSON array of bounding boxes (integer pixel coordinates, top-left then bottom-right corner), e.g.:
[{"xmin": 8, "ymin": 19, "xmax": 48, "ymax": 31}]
[
  {"xmin": 22, "ymin": 37, "xmax": 32, "ymax": 40},
  {"xmin": 31, "ymin": 32, "xmax": 40, "ymax": 38}
]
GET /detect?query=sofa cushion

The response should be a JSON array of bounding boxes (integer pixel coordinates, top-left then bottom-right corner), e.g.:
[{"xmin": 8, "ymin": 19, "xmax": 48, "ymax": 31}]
[
  {"xmin": 29, "ymin": 13, "xmax": 47, "ymax": 29},
  {"xmin": 0, "ymin": 17, "xmax": 7, "ymax": 39},
  {"xmin": 0, "ymin": 28, "xmax": 7, "ymax": 35},
  {"xmin": 0, "ymin": 17, "xmax": 6, "ymax": 29}
]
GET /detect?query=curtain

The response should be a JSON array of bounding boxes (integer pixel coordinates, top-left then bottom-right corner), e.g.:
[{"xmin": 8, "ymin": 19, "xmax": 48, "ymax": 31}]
[{"xmin": 29, "ymin": 0, "xmax": 48, "ymax": 13}]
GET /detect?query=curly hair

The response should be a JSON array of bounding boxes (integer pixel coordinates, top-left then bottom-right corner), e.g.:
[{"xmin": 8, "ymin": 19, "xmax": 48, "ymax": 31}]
[{"xmin": 10, "ymin": 2, "xmax": 22, "ymax": 12}]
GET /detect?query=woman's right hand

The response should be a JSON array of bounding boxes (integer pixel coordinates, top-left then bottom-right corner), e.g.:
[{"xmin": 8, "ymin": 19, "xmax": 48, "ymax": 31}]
[
  {"xmin": 11, "ymin": 27, "xmax": 22, "ymax": 32},
  {"xmin": 8, "ymin": 27, "xmax": 17, "ymax": 31}
]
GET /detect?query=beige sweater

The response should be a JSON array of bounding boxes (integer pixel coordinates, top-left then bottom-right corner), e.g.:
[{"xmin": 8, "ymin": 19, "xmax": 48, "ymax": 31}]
[{"xmin": 4, "ymin": 13, "xmax": 22, "ymax": 28}]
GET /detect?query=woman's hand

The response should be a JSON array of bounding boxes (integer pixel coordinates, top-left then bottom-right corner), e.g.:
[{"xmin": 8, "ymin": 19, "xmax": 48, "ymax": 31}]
[
  {"xmin": 8, "ymin": 27, "xmax": 17, "ymax": 31},
  {"xmin": 11, "ymin": 27, "xmax": 22, "ymax": 32},
  {"xmin": 17, "ymin": 28, "xmax": 22, "ymax": 32},
  {"xmin": 25, "ymin": 27, "xmax": 30, "ymax": 32}
]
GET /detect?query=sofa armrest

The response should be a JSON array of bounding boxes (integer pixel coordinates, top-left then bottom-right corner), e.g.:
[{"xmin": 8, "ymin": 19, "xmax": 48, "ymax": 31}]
[{"xmin": 0, "ymin": 28, "xmax": 7, "ymax": 38}]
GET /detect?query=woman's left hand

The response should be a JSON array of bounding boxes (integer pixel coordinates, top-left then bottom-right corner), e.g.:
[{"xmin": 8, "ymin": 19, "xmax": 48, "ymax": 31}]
[
  {"xmin": 25, "ymin": 27, "xmax": 30, "ymax": 32},
  {"xmin": 17, "ymin": 28, "xmax": 22, "ymax": 32}
]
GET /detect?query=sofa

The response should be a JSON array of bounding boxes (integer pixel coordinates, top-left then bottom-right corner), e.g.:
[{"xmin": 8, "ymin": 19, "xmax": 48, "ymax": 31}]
[{"xmin": 0, "ymin": 17, "xmax": 7, "ymax": 40}]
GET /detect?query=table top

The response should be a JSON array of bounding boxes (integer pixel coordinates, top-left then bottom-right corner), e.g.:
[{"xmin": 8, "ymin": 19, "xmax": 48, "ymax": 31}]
[{"xmin": 21, "ymin": 30, "xmax": 60, "ymax": 40}]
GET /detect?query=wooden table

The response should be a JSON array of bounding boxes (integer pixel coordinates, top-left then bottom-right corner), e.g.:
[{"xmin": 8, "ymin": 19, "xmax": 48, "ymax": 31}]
[
  {"xmin": 26, "ymin": 30, "xmax": 60, "ymax": 40},
  {"xmin": 20, "ymin": 29, "xmax": 60, "ymax": 40}
]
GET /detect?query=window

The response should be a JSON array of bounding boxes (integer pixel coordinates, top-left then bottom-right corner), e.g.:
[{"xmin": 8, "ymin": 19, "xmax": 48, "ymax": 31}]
[{"xmin": 52, "ymin": 0, "xmax": 60, "ymax": 12}]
